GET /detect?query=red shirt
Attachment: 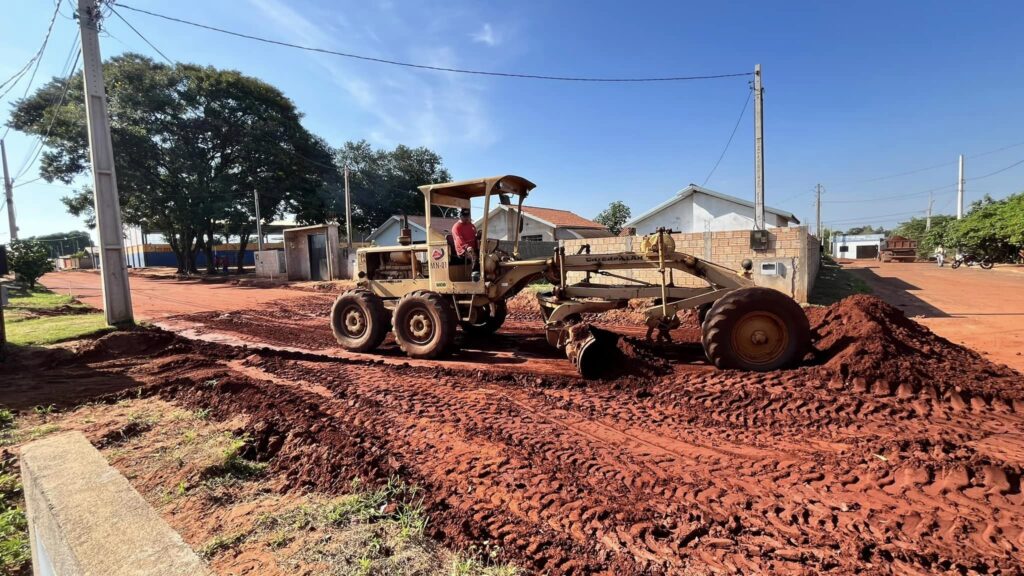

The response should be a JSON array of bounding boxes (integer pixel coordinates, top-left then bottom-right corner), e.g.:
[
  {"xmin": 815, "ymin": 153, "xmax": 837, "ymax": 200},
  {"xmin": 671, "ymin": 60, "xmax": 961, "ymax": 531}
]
[{"xmin": 451, "ymin": 219, "xmax": 478, "ymax": 256}]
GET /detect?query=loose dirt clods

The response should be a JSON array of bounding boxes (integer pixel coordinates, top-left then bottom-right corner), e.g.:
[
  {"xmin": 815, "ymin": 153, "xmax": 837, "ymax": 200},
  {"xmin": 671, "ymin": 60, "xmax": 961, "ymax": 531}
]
[{"xmin": 4, "ymin": 294, "xmax": 1023, "ymax": 574}]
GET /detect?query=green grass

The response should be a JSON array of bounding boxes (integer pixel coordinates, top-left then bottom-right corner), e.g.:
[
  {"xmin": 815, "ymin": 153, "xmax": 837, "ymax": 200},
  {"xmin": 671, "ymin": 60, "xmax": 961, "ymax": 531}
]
[
  {"xmin": 6, "ymin": 287, "xmax": 79, "ymax": 311},
  {"xmin": 809, "ymin": 257, "xmax": 872, "ymax": 306},
  {"xmin": 0, "ymin": 413, "xmax": 29, "ymax": 575},
  {"xmin": 5, "ymin": 313, "xmax": 112, "ymax": 346}
]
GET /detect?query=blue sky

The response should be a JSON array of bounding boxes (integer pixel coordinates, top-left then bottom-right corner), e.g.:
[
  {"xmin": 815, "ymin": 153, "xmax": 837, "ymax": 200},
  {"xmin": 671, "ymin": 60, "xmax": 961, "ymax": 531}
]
[{"xmin": 2, "ymin": 0, "xmax": 1023, "ymax": 241}]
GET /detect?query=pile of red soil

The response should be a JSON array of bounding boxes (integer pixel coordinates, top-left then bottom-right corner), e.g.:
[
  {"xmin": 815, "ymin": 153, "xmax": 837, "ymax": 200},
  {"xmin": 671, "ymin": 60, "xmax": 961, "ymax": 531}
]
[{"xmin": 809, "ymin": 294, "xmax": 1022, "ymax": 403}]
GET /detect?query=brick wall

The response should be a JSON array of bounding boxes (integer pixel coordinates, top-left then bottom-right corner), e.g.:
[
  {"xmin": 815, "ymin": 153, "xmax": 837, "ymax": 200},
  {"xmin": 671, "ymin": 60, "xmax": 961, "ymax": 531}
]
[{"xmin": 560, "ymin": 226, "xmax": 817, "ymax": 302}]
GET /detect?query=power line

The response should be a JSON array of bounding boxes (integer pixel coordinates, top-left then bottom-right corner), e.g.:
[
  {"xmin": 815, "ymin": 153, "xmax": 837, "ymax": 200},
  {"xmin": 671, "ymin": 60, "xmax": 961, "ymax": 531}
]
[
  {"xmin": 833, "ymin": 140, "xmax": 1024, "ymax": 187},
  {"xmin": 13, "ymin": 48, "xmax": 81, "ymax": 182},
  {"xmin": 970, "ymin": 156, "xmax": 1024, "ymax": 181},
  {"xmin": 823, "ymin": 183, "xmax": 955, "ymax": 204},
  {"xmin": 0, "ymin": 0, "xmax": 63, "ymax": 139},
  {"xmin": 702, "ymin": 87, "xmax": 752, "ymax": 187},
  {"xmin": 117, "ymin": 3, "xmax": 752, "ymax": 83},
  {"xmin": 107, "ymin": 6, "xmax": 174, "ymax": 65}
]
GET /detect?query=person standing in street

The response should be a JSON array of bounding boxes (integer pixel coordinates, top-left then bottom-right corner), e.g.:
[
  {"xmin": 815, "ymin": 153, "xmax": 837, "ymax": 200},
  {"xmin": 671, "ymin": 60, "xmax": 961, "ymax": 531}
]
[{"xmin": 935, "ymin": 244, "xmax": 946, "ymax": 267}]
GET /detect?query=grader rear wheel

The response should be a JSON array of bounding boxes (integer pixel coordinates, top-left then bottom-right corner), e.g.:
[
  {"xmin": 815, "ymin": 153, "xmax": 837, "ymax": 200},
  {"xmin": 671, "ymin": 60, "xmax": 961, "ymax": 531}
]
[
  {"xmin": 701, "ymin": 287, "xmax": 809, "ymax": 371},
  {"xmin": 393, "ymin": 291, "xmax": 458, "ymax": 359},
  {"xmin": 331, "ymin": 289, "xmax": 389, "ymax": 352}
]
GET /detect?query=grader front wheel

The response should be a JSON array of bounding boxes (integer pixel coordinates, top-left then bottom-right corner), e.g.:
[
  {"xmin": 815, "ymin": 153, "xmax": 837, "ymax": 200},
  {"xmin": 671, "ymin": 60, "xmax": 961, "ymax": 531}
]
[
  {"xmin": 460, "ymin": 301, "xmax": 508, "ymax": 335},
  {"xmin": 701, "ymin": 287, "xmax": 810, "ymax": 371},
  {"xmin": 331, "ymin": 289, "xmax": 389, "ymax": 352}
]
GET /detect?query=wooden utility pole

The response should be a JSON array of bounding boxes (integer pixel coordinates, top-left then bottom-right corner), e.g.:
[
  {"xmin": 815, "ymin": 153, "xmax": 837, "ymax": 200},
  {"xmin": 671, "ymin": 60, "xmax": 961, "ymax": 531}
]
[
  {"xmin": 956, "ymin": 154, "xmax": 965, "ymax": 219},
  {"xmin": 78, "ymin": 0, "xmax": 133, "ymax": 325},
  {"xmin": 753, "ymin": 64, "xmax": 765, "ymax": 230},
  {"xmin": 1, "ymin": 139, "xmax": 16, "ymax": 240}
]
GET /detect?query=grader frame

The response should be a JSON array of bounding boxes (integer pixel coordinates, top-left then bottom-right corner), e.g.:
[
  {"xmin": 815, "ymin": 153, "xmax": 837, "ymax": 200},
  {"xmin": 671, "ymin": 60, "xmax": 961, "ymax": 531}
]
[{"xmin": 331, "ymin": 175, "xmax": 809, "ymax": 376}]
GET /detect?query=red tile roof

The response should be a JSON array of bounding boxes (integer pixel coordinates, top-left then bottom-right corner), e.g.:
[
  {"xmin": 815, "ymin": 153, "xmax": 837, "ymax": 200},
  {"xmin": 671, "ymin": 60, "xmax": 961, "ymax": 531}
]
[{"xmin": 520, "ymin": 206, "xmax": 605, "ymax": 229}]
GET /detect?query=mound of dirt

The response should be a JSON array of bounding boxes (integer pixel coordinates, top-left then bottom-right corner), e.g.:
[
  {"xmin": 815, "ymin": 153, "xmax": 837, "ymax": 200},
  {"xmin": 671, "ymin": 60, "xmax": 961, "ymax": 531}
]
[
  {"xmin": 77, "ymin": 329, "xmax": 178, "ymax": 361},
  {"xmin": 809, "ymin": 294, "xmax": 1022, "ymax": 402}
]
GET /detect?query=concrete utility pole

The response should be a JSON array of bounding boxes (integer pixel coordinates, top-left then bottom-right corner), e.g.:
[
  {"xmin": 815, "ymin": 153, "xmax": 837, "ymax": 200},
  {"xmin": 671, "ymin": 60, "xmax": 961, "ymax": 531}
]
[
  {"xmin": 956, "ymin": 154, "xmax": 965, "ymax": 219},
  {"xmin": 343, "ymin": 165, "xmax": 353, "ymax": 251},
  {"xmin": 753, "ymin": 64, "xmax": 765, "ymax": 230},
  {"xmin": 926, "ymin": 191, "xmax": 934, "ymax": 230},
  {"xmin": 1, "ymin": 139, "xmax": 17, "ymax": 240},
  {"xmin": 815, "ymin": 183, "xmax": 823, "ymax": 238},
  {"xmin": 78, "ymin": 0, "xmax": 132, "ymax": 325},
  {"xmin": 253, "ymin": 191, "xmax": 263, "ymax": 251}
]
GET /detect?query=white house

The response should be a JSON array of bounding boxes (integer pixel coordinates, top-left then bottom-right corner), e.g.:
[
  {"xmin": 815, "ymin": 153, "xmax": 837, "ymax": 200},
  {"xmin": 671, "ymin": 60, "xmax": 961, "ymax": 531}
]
[
  {"xmin": 831, "ymin": 233, "xmax": 885, "ymax": 259},
  {"xmin": 625, "ymin": 184, "xmax": 800, "ymax": 234},
  {"xmin": 366, "ymin": 215, "xmax": 459, "ymax": 245},
  {"xmin": 477, "ymin": 205, "xmax": 611, "ymax": 241}
]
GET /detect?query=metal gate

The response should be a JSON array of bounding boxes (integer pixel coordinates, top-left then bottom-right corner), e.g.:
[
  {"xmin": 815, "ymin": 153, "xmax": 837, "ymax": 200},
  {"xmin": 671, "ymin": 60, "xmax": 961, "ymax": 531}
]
[{"xmin": 308, "ymin": 234, "xmax": 328, "ymax": 281}]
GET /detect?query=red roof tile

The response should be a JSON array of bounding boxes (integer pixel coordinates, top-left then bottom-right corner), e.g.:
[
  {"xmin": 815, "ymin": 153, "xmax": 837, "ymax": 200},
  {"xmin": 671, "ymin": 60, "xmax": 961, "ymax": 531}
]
[{"xmin": 520, "ymin": 206, "xmax": 605, "ymax": 229}]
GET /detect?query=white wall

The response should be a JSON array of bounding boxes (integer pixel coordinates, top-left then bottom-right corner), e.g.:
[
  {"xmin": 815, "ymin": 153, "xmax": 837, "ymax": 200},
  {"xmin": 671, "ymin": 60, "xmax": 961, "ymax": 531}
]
[
  {"xmin": 484, "ymin": 208, "xmax": 556, "ymax": 241},
  {"xmin": 372, "ymin": 219, "xmax": 427, "ymax": 245},
  {"xmin": 633, "ymin": 192, "xmax": 787, "ymax": 235}
]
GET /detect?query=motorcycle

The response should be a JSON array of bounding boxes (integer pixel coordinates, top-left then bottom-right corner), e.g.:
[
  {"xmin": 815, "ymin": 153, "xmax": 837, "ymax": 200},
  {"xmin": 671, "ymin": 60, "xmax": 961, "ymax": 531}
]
[{"xmin": 951, "ymin": 254, "xmax": 994, "ymax": 269}]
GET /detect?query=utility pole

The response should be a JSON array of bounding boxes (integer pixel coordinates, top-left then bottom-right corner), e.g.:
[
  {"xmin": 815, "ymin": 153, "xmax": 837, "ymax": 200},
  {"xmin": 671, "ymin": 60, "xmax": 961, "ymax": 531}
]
[
  {"xmin": 753, "ymin": 64, "xmax": 765, "ymax": 230},
  {"xmin": 815, "ymin": 183, "xmax": 823, "ymax": 238},
  {"xmin": 343, "ymin": 165, "xmax": 353, "ymax": 251},
  {"xmin": 78, "ymin": 0, "xmax": 132, "ymax": 325},
  {"xmin": 1, "ymin": 139, "xmax": 16, "ymax": 240},
  {"xmin": 253, "ymin": 191, "xmax": 263, "ymax": 251},
  {"xmin": 956, "ymin": 154, "xmax": 965, "ymax": 219},
  {"xmin": 926, "ymin": 191, "xmax": 933, "ymax": 230}
]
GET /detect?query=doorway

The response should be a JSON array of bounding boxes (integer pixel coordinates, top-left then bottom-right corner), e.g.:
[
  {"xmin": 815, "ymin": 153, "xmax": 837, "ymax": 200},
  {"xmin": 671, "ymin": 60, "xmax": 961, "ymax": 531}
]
[{"xmin": 308, "ymin": 233, "xmax": 329, "ymax": 280}]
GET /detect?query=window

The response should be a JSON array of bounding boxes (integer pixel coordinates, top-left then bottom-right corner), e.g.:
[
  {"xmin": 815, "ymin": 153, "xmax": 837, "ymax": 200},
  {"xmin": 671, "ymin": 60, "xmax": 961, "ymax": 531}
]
[
  {"xmin": 839, "ymin": 246, "xmax": 849, "ymax": 253},
  {"xmin": 521, "ymin": 234, "xmax": 543, "ymax": 242}
]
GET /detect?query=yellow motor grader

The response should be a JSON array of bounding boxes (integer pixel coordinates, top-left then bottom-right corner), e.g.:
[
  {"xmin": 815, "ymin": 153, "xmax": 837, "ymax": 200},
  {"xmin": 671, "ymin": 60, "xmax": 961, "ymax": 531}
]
[{"xmin": 331, "ymin": 175, "xmax": 809, "ymax": 376}]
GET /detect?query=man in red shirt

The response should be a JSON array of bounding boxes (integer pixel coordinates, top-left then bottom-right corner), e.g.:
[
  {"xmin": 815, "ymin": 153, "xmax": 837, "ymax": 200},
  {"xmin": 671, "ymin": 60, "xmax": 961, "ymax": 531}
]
[{"xmin": 451, "ymin": 207, "xmax": 479, "ymax": 269}]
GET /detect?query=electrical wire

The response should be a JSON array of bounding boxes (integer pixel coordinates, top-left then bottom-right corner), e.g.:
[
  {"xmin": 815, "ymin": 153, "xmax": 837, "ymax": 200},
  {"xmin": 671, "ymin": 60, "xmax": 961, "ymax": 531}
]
[
  {"xmin": 12, "ymin": 49, "xmax": 81, "ymax": 182},
  {"xmin": 969, "ymin": 157, "xmax": 1024, "ymax": 181},
  {"xmin": 702, "ymin": 87, "xmax": 751, "ymax": 187},
  {"xmin": 0, "ymin": 1, "xmax": 63, "ymax": 139},
  {"xmin": 116, "ymin": 3, "xmax": 751, "ymax": 83},
  {"xmin": 107, "ymin": 6, "xmax": 175, "ymax": 65}
]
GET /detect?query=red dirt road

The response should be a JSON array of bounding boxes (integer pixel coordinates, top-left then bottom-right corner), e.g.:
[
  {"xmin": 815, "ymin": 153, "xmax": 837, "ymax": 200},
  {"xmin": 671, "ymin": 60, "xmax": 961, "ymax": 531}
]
[
  {"xmin": 39, "ymin": 270, "xmax": 311, "ymax": 320},
  {"xmin": 843, "ymin": 261, "xmax": 1024, "ymax": 372}
]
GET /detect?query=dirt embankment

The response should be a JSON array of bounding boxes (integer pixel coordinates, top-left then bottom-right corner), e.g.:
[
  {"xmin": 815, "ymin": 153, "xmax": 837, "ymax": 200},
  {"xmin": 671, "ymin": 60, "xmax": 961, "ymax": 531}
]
[{"xmin": 7, "ymin": 294, "xmax": 1021, "ymax": 575}]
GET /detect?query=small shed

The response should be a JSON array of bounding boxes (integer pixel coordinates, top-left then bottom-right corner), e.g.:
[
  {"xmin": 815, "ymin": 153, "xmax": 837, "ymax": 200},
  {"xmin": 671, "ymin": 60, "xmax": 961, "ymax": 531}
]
[
  {"xmin": 832, "ymin": 233, "xmax": 885, "ymax": 259},
  {"xmin": 283, "ymin": 224, "xmax": 345, "ymax": 281}
]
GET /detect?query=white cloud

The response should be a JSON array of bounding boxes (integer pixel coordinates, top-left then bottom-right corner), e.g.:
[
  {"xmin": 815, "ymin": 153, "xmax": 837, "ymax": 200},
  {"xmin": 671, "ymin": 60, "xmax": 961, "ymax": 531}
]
[
  {"xmin": 246, "ymin": 0, "xmax": 495, "ymax": 150},
  {"xmin": 471, "ymin": 23, "xmax": 499, "ymax": 46}
]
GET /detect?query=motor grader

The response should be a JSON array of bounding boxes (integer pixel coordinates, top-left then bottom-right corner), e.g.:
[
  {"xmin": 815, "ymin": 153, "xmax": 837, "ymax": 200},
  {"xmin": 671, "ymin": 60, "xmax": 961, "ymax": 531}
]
[{"xmin": 330, "ymin": 175, "xmax": 810, "ymax": 377}]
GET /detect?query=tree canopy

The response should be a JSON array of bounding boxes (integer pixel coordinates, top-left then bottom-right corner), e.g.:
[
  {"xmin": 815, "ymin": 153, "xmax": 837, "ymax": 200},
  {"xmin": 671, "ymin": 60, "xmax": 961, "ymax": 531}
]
[
  {"xmin": 896, "ymin": 192, "xmax": 1024, "ymax": 260},
  {"xmin": 595, "ymin": 201, "xmax": 631, "ymax": 235},
  {"xmin": 335, "ymin": 140, "xmax": 451, "ymax": 232},
  {"xmin": 7, "ymin": 239, "xmax": 54, "ymax": 288},
  {"xmin": 25, "ymin": 230, "xmax": 92, "ymax": 258},
  {"xmin": 8, "ymin": 54, "xmax": 340, "ymax": 273}
]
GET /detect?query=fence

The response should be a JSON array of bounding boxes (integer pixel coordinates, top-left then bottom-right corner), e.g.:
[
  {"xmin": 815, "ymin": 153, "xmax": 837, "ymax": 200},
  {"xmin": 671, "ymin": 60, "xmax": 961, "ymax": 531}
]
[{"xmin": 560, "ymin": 226, "xmax": 820, "ymax": 302}]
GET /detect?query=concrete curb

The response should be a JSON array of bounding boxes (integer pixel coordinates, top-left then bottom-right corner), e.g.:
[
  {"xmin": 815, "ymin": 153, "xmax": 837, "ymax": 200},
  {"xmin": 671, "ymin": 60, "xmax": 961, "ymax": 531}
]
[{"xmin": 20, "ymin": 431, "xmax": 211, "ymax": 576}]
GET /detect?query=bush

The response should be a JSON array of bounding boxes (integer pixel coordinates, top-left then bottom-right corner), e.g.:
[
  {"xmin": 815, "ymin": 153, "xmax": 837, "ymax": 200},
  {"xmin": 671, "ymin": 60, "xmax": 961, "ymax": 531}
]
[{"xmin": 7, "ymin": 239, "xmax": 54, "ymax": 288}]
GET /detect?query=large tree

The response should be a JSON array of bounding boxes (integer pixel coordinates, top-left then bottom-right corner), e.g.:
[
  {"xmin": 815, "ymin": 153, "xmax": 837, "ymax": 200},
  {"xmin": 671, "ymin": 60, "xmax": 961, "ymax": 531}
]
[
  {"xmin": 335, "ymin": 140, "xmax": 451, "ymax": 233},
  {"xmin": 595, "ymin": 201, "xmax": 631, "ymax": 235},
  {"xmin": 8, "ymin": 53, "xmax": 340, "ymax": 274},
  {"xmin": 26, "ymin": 230, "xmax": 93, "ymax": 258}
]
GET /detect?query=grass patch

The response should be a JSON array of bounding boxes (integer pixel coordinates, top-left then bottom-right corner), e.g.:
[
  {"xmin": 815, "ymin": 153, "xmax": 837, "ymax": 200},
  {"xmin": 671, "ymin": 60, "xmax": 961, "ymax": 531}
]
[
  {"xmin": 198, "ymin": 530, "xmax": 249, "ymax": 559},
  {"xmin": 6, "ymin": 287, "xmax": 79, "ymax": 311},
  {"xmin": 4, "ymin": 313, "xmax": 112, "ymax": 346},
  {"xmin": 0, "ymin": 418, "xmax": 29, "ymax": 575},
  {"xmin": 809, "ymin": 257, "xmax": 872, "ymax": 306}
]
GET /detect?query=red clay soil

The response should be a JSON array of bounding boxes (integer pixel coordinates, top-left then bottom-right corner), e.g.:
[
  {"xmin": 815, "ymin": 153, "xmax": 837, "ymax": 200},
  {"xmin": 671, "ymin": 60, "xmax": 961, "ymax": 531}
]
[{"xmin": 6, "ymin": 294, "xmax": 1023, "ymax": 575}]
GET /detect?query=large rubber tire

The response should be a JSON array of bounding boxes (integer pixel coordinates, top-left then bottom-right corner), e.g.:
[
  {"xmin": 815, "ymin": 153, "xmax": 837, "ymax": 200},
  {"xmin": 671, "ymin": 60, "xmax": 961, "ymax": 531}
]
[
  {"xmin": 951, "ymin": 260, "xmax": 961, "ymax": 269},
  {"xmin": 392, "ymin": 291, "xmax": 458, "ymax": 359},
  {"xmin": 979, "ymin": 259, "xmax": 994, "ymax": 270},
  {"xmin": 701, "ymin": 287, "xmax": 810, "ymax": 371},
  {"xmin": 331, "ymin": 289, "xmax": 389, "ymax": 352},
  {"xmin": 460, "ymin": 301, "xmax": 508, "ymax": 335}
]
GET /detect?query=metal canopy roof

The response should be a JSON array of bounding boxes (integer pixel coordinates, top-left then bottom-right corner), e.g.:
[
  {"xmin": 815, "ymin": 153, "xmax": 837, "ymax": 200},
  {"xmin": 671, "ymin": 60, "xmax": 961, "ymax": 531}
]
[{"xmin": 417, "ymin": 175, "xmax": 536, "ymax": 200}]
